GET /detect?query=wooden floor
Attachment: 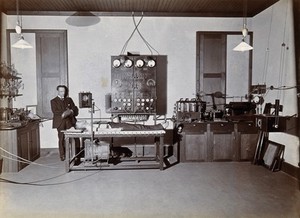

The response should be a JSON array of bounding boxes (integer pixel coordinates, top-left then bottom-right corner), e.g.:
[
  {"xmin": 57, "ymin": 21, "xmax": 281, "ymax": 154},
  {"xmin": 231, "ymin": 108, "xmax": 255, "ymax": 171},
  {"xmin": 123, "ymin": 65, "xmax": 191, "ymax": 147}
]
[{"xmin": 0, "ymin": 149, "xmax": 299, "ymax": 218}]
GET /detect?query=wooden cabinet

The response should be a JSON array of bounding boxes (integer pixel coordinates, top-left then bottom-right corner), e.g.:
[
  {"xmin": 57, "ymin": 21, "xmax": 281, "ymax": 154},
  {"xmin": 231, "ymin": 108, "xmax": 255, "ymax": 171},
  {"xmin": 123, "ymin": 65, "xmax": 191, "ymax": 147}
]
[
  {"xmin": 182, "ymin": 133, "xmax": 208, "ymax": 162},
  {"xmin": 180, "ymin": 123, "xmax": 207, "ymax": 162},
  {"xmin": 178, "ymin": 122, "xmax": 258, "ymax": 162},
  {"xmin": 0, "ymin": 121, "xmax": 40, "ymax": 172},
  {"xmin": 211, "ymin": 133, "xmax": 235, "ymax": 161},
  {"xmin": 209, "ymin": 122, "xmax": 236, "ymax": 161},
  {"xmin": 17, "ymin": 121, "xmax": 40, "ymax": 170},
  {"xmin": 237, "ymin": 122, "xmax": 258, "ymax": 161},
  {"xmin": 17, "ymin": 128, "xmax": 30, "ymax": 170}
]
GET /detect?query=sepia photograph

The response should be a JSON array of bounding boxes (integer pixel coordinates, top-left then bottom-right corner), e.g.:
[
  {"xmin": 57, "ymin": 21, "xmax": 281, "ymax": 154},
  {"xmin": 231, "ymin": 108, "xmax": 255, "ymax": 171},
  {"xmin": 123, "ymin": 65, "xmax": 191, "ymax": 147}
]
[{"xmin": 0, "ymin": 0, "xmax": 299, "ymax": 217}]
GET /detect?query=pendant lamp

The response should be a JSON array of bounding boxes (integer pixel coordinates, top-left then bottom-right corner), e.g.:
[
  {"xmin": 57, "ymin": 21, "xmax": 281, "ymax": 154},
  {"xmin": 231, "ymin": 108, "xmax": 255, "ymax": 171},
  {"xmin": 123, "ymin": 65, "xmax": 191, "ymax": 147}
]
[
  {"xmin": 66, "ymin": 11, "xmax": 100, "ymax": 27},
  {"xmin": 233, "ymin": 0, "xmax": 253, "ymax": 52},
  {"xmin": 12, "ymin": 35, "xmax": 33, "ymax": 49},
  {"xmin": 12, "ymin": 0, "xmax": 32, "ymax": 49}
]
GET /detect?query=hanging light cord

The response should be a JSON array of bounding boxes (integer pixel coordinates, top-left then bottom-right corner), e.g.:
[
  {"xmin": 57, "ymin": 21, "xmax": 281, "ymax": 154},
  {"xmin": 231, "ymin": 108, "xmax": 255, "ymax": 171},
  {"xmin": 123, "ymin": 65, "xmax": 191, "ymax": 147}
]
[
  {"xmin": 120, "ymin": 13, "xmax": 143, "ymax": 55},
  {"xmin": 132, "ymin": 13, "xmax": 159, "ymax": 55},
  {"xmin": 262, "ymin": 7, "xmax": 274, "ymax": 84},
  {"xmin": 274, "ymin": 0, "xmax": 290, "ymax": 125},
  {"xmin": 242, "ymin": 0, "xmax": 247, "ymax": 30},
  {"xmin": 120, "ymin": 12, "xmax": 159, "ymax": 55},
  {"xmin": 16, "ymin": 0, "xmax": 22, "ymax": 32},
  {"xmin": 277, "ymin": 0, "xmax": 290, "ymax": 101}
]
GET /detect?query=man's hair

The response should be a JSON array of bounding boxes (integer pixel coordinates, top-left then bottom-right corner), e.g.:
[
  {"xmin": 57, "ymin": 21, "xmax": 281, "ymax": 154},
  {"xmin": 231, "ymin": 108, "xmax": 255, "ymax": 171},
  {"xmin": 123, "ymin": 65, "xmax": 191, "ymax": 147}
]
[
  {"xmin": 56, "ymin": 85, "xmax": 69, "ymax": 97},
  {"xmin": 56, "ymin": 85, "xmax": 67, "ymax": 91}
]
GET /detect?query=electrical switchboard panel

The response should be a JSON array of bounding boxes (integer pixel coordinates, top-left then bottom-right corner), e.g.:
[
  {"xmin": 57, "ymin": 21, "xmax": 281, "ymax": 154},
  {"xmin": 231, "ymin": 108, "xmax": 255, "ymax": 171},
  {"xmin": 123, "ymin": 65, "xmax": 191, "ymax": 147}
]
[{"xmin": 111, "ymin": 55, "xmax": 167, "ymax": 115}]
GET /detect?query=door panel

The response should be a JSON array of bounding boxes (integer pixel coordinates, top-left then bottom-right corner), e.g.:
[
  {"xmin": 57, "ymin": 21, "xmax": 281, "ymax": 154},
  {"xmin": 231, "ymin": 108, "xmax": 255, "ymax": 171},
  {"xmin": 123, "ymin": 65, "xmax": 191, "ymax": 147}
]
[
  {"xmin": 212, "ymin": 134, "xmax": 233, "ymax": 161},
  {"xmin": 36, "ymin": 31, "xmax": 68, "ymax": 118},
  {"xmin": 184, "ymin": 133, "xmax": 207, "ymax": 162},
  {"xmin": 17, "ymin": 131, "xmax": 29, "ymax": 170},
  {"xmin": 198, "ymin": 33, "xmax": 226, "ymax": 110},
  {"xmin": 240, "ymin": 134, "xmax": 258, "ymax": 161}
]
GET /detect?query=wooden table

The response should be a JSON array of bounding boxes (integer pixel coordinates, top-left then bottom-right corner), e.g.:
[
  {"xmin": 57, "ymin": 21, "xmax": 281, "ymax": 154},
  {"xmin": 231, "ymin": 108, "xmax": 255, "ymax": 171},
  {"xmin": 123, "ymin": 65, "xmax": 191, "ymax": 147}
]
[{"xmin": 63, "ymin": 130, "xmax": 166, "ymax": 172}]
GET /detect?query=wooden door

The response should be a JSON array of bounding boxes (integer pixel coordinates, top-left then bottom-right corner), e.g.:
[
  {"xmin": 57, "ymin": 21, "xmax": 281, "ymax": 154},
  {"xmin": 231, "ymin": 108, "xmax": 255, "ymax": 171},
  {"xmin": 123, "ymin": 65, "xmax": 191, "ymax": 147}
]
[
  {"xmin": 197, "ymin": 33, "xmax": 226, "ymax": 110},
  {"xmin": 36, "ymin": 31, "xmax": 68, "ymax": 118}
]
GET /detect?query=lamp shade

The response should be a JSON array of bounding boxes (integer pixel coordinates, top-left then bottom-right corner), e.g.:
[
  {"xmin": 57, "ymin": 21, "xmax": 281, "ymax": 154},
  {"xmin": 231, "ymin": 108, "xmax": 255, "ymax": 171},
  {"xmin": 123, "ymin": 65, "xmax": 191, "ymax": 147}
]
[
  {"xmin": 12, "ymin": 36, "xmax": 33, "ymax": 49},
  {"xmin": 233, "ymin": 40, "xmax": 253, "ymax": 52},
  {"xmin": 66, "ymin": 11, "xmax": 100, "ymax": 27}
]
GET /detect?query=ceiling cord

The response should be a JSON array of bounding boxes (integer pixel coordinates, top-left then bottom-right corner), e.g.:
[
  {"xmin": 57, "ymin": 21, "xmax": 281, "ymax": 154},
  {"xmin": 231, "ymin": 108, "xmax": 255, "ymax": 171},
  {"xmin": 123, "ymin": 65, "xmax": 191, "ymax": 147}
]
[
  {"xmin": 120, "ymin": 12, "xmax": 159, "ymax": 55},
  {"xmin": 262, "ymin": 7, "xmax": 274, "ymax": 84}
]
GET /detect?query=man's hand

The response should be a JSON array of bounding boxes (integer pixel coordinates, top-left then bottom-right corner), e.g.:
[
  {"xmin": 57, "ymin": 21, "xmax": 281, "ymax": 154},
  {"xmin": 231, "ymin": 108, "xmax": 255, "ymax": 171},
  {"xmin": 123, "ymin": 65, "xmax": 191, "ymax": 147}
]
[{"xmin": 61, "ymin": 109, "xmax": 73, "ymax": 119}]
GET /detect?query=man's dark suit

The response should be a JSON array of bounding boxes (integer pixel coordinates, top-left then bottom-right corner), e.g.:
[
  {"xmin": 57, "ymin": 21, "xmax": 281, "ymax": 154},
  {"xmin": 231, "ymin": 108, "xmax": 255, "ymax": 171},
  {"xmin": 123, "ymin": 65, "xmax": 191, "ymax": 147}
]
[{"xmin": 50, "ymin": 96, "xmax": 78, "ymax": 159}]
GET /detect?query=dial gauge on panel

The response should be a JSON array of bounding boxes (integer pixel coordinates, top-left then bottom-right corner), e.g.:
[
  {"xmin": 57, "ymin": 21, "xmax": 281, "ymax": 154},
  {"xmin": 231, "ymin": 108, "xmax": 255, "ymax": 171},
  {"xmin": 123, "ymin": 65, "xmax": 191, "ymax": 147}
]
[
  {"xmin": 112, "ymin": 59, "xmax": 121, "ymax": 68},
  {"xmin": 124, "ymin": 59, "xmax": 133, "ymax": 68},
  {"xmin": 136, "ymin": 59, "xmax": 145, "ymax": 68},
  {"xmin": 147, "ymin": 59, "xmax": 156, "ymax": 68},
  {"xmin": 146, "ymin": 79, "xmax": 156, "ymax": 87}
]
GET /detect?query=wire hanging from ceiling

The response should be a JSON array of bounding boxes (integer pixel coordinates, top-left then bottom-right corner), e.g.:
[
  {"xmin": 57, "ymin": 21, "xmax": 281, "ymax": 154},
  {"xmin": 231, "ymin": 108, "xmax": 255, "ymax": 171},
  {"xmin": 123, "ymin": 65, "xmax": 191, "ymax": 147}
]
[
  {"xmin": 276, "ymin": 0, "xmax": 290, "ymax": 102},
  {"xmin": 120, "ymin": 12, "xmax": 159, "ymax": 55},
  {"xmin": 273, "ymin": 0, "xmax": 290, "ymax": 125},
  {"xmin": 262, "ymin": 7, "xmax": 274, "ymax": 84},
  {"xmin": 132, "ymin": 14, "xmax": 159, "ymax": 55}
]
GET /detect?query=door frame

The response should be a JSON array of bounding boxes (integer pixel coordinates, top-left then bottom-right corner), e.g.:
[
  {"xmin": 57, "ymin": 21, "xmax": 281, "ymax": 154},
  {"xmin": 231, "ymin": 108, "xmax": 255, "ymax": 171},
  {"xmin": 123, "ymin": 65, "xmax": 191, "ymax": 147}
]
[
  {"xmin": 6, "ymin": 29, "xmax": 68, "ymax": 117},
  {"xmin": 196, "ymin": 31, "xmax": 253, "ymax": 98}
]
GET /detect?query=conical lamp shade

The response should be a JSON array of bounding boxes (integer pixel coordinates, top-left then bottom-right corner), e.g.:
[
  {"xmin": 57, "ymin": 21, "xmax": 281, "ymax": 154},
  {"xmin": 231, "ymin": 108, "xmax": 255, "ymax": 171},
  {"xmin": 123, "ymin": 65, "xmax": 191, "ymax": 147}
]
[
  {"xmin": 12, "ymin": 37, "xmax": 33, "ymax": 49},
  {"xmin": 66, "ymin": 11, "xmax": 100, "ymax": 27},
  {"xmin": 233, "ymin": 40, "xmax": 253, "ymax": 52}
]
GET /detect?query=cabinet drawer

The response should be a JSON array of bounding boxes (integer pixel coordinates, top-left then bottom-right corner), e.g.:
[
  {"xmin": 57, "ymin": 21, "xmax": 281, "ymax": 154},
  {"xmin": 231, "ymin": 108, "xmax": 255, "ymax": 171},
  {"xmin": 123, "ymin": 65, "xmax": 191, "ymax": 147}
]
[
  {"xmin": 182, "ymin": 123, "xmax": 207, "ymax": 133},
  {"xmin": 237, "ymin": 122, "xmax": 258, "ymax": 134},
  {"xmin": 210, "ymin": 123, "xmax": 234, "ymax": 133}
]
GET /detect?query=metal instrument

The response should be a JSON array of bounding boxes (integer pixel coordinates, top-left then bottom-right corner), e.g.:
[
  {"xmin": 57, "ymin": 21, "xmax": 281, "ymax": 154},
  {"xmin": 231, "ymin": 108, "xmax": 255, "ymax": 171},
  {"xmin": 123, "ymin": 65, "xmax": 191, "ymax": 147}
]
[{"xmin": 110, "ymin": 55, "xmax": 167, "ymax": 117}]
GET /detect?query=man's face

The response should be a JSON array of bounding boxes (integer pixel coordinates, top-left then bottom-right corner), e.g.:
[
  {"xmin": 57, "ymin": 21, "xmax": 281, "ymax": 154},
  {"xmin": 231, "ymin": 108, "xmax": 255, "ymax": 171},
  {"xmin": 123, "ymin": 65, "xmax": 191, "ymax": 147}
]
[{"xmin": 57, "ymin": 87, "xmax": 66, "ymax": 98}]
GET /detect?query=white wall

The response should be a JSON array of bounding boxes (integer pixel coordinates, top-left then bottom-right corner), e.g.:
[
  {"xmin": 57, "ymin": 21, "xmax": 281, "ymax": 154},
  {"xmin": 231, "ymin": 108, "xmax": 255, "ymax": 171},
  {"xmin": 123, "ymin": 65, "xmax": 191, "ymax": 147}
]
[{"xmin": 252, "ymin": 0, "xmax": 299, "ymax": 167}]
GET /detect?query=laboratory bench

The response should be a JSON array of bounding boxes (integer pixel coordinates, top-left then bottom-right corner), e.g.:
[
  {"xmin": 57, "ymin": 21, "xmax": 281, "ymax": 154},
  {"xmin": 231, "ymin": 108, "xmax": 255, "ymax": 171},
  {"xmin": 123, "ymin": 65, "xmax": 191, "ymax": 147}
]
[{"xmin": 176, "ymin": 121, "xmax": 259, "ymax": 162}]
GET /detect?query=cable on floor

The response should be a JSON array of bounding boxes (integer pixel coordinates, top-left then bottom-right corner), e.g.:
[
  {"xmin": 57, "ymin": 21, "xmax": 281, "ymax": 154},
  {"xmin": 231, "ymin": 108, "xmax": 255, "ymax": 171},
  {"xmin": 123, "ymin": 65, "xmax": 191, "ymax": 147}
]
[
  {"xmin": 0, "ymin": 170, "xmax": 101, "ymax": 186},
  {"xmin": 0, "ymin": 146, "xmax": 85, "ymax": 169}
]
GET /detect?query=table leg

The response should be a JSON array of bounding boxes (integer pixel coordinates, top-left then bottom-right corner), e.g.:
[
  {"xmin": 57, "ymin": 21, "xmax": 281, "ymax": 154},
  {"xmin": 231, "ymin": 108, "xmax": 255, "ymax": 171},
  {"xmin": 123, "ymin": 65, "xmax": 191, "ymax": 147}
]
[
  {"xmin": 159, "ymin": 136, "xmax": 164, "ymax": 170},
  {"xmin": 65, "ymin": 136, "xmax": 70, "ymax": 172}
]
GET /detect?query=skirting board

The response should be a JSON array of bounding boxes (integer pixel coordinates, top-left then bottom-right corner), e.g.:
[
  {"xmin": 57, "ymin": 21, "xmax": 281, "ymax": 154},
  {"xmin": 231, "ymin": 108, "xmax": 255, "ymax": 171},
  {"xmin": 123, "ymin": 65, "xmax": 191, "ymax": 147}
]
[{"xmin": 281, "ymin": 162, "xmax": 299, "ymax": 180}]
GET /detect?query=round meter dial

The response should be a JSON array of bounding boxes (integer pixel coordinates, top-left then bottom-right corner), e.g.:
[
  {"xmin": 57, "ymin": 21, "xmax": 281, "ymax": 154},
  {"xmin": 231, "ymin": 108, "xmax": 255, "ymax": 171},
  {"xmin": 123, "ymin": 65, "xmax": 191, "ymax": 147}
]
[
  {"xmin": 136, "ymin": 59, "xmax": 145, "ymax": 68},
  {"xmin": 112, "ymin": 59, "xmax": 121, "ymax": 68},
  {"xmin": 124, "ymin": 59, "xmax": 133, "ymax": 68},
  {"xmin": 147, "ymin": 60, "xmax": 156, "ymax": 68}
]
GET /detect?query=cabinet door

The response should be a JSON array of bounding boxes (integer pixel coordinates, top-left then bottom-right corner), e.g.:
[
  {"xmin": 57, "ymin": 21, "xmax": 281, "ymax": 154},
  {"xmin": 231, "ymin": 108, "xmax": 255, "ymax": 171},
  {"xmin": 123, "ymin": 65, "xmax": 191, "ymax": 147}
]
[
  {"xmin": 17, "ymin": 131, "xmax": 30, "ymax": 170},
  {"xmin": 183, "ymin": 133, "xmax": 207, "ymax": 162},
  {"xmin": 29, "ymin": 124, "xmax": 40, "ymax": 161},
  {"xmin": 240, "ymin": 133, "xmax": 258, "ymax": 161},
  {"xmin": 212, "ymin": 133, "xmax": 234, "ymax": 161}
]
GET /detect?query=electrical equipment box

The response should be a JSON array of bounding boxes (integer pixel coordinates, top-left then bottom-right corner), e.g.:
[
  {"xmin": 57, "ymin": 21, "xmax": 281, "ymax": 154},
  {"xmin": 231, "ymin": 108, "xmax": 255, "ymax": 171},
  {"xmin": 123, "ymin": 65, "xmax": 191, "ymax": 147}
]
[
  {"xmin": 110, "ymin": 55, "xmax": 167, "ymax": 116},
  {"xmin": 79, "ymin": 92, "xmax": 92, "ymax": 108}
]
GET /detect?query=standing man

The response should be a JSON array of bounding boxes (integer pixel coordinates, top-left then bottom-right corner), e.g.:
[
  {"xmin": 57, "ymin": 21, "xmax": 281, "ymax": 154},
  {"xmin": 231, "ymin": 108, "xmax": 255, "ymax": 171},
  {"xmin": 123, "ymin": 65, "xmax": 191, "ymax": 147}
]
[{"xmin": 51, "ymin": 85, "xmax": 78, "ymax": 161}]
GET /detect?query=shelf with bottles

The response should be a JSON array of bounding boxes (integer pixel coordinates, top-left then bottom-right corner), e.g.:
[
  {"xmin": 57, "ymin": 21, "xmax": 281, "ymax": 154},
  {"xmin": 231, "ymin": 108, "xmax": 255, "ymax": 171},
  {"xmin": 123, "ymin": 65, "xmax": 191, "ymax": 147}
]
[{"xmin": 0, "ymin": 62, "xmax": 23, "ymax": 98}]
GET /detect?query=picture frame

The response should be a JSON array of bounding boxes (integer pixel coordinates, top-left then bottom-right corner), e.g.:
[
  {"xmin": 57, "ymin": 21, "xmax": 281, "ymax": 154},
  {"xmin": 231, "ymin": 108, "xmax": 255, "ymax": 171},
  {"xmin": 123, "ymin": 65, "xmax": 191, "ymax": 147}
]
[
  {"xmin": 26, "ymin": 105, "xmax": 37, "ymax": 114},
  {"xmin": 263, "ymin": 140, "xmax": 285, "ymax": 172}
]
